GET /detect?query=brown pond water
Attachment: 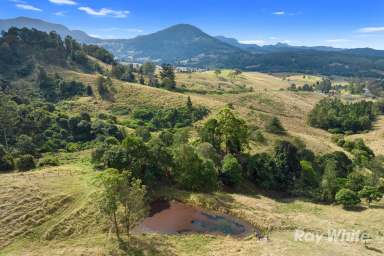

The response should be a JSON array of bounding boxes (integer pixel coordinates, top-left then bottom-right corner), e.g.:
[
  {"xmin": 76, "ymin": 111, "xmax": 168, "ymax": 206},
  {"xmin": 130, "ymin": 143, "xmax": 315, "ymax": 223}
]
[{"xmin": 137, "ymin": 200, "xmax": 254, "ymax": 237}]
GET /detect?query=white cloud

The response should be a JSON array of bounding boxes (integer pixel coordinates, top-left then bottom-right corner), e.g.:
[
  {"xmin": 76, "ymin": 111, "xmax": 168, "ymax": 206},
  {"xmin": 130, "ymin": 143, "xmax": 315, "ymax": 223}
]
[
  {"xmin": 89, "ymin": 34, "xmax": 102, "ymax": 38},
  {"xmin": 16, "ymin": 3, "xmax": 42, "ymax": 11},
  {"xmin": 9, "ymin": 0, "xmax": 26, "ymax": 3},
  {"xmin": 325, "ymin": 39, "xmax": 350, "ymax": 43},
  {"xmin": 273, "ymin": 11, "xmax": 285, "ymax": 15},
  {"xmin": 54, "ymin": 11, "xmax": 66, "ymax": 16},
  {"xmin": 98, "ymin": 27, "xmax": 143, "ymax": 33},
  {"xmin": 49, "ymin": 0, "xmax": 77, "ymax": 5},
  {"xmin": 357, "ymin": 27, "xmax": 384, "ymax": 33},
  {"xmin": 239, "ymin": 40, "xmax": 266, "ymax": 45},
  {"xmin": 78, "ymin": 7, "xmax": 130, "ymax": 18}
]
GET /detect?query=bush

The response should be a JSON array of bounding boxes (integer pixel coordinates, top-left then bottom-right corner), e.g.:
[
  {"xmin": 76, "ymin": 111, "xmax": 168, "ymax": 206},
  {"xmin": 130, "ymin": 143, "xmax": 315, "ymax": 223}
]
[
  {"xmin": 38, "ymin": 155, "xmax": 60, "ymax": 167},
  {"xmin": 196, "ymin": 142, "xmax": 220, "ymax": 166},
  {"xmin": 172, "ymin": 144, "xmax": 218, "ymax": 192},
  {"xmin": 135, "ymin": 126, "xmax": 151, "ymax": 142},
  {"xmin": 251, "ymin": 130, "xmax": 266, "ymax": 143},
  {"xmin": 345, "ymin": 171, "xmax": 367, "ymax": 192},
  {"xmin": 358, "ymin": 186, "xmax": 383, "ymax": 206},
  {"xmin": 247, "ymin": 153, "xmax": 276, "ymax": 189},
  {"xmin": 265, "ymin": 117, "xmax": 286, "ymax": 134},
  {"xmin": 16, "ymin": 155, "xmax": 36, "ymax": 171},
  {"xmin": 273, "ymin": 141, "xmax": 301, "ymax": 191},
  {"xmin": 16, "ymin": 134, "xmax": 36, "ymax": 155},
  {"xmin": 335, "ymin": 188, "xmax": 361, "ymax": 208},
  {"xmin": 299, "ymin": 160, "xmax": 319, "ymax": 189},
  {"xmin": 0, "ymin": 145, "xmax": 14, "ymax": 172},
  {"xmin": 221, "ymin": 154, "xmax": 242, "ymax": 187},
  {"xmin": 66, "ymin": 142, "xmax": 81, "ymax": 152}
]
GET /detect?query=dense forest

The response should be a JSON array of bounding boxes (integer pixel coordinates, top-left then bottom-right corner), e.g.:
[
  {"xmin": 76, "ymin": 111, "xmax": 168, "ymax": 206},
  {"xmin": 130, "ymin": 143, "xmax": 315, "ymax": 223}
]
[{"xmin": 308, "ymin": 98, "xmax": 378, "ymax": 134}]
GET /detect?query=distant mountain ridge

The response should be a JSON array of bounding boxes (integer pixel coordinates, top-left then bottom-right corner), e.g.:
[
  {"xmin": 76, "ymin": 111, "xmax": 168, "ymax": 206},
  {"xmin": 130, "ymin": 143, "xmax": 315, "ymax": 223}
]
[
  {"xmin": 215, "ymin": 36, "xmax": 348, "ymax": 53},
  {"xmin": 1, "ymin": 17, "xmax": 384, "ymax": 77},
  {"xmin": 99, "ymin": 24, "xmax": 252, "ymax": 66},
  {"xmin": 0, "ymin": 17, "xmax": 100, "ymax": 44}
]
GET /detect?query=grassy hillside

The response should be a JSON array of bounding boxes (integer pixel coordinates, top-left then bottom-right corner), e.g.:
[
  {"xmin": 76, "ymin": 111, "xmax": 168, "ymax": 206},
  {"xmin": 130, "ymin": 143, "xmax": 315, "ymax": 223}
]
[
  {"xmin": 1, "ymin": 151, "xmax": 383, "ymax": 255},
  {"xmin": 1, "ymin": 31, "xmax": 384, "ymax": 255},
  {"xmin": 56, "ymin": 68, "xmax": 379, "ymax": 156}
]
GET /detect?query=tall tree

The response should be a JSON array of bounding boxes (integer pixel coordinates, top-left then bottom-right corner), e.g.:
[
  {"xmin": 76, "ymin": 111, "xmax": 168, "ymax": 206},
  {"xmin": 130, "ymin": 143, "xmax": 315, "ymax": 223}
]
[
  {"xmin": 119, "ymin": 171, "xmax": 148, "ymax": 237},
  {"xmin": 216, "ymin": 108, "xmax": 249, "ymax": 154},
  {"xmin": 0, "ymin": 94, "xmax": 18, "ymax": 149},
  {"xmin": 94, "ymin": 168, "xmax": 122, "ymax": 240},
  {"xmin": 273, "ymin": 141, "xmax": 301, "ymax": 191},
  {"xmin": 160, "ymin": 64, "xmax": 176, "ymax": 89}
]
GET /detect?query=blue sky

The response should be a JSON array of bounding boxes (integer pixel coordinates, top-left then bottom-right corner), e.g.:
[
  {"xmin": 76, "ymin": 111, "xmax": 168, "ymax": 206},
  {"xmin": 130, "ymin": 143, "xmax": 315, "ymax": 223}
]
[{"xmin": 1, "ymin": 0, "xmax": 384, "ymax": 49}]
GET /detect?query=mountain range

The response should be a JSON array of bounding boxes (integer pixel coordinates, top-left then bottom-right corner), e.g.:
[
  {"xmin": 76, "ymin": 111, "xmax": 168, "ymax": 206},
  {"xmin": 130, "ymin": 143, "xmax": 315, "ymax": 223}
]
[{"xmin": 1, "ymin": 17, "xmax": 384, "ymax": 77}]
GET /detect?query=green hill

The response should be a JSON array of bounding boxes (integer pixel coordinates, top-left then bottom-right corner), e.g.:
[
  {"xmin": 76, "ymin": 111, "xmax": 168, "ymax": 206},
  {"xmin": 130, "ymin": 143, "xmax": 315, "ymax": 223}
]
[{"xmin": 1, "ymin": 28, "xmax": 384, "ymax": 256}]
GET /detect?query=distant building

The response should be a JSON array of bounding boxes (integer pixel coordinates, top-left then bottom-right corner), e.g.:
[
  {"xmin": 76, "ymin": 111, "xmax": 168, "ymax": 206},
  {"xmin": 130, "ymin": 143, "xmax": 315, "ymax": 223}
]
[
  {"xmin": 363, "ymin": 88, "xmax": 375, "ymax": 98},
  {"xmin": 175, "ymin": 66, "xmax": 207, "ymax": 73}
]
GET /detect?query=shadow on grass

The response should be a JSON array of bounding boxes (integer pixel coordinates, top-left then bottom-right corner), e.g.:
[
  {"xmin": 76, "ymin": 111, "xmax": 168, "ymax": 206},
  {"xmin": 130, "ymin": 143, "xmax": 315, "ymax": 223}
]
[
  {"xmin": 342, "ymin": 205, "xmax": 367, "ymax": 212},
  {"xmin": 368, "ymin": 205, "xmax": 384, "ymax": 209},
  {"xmin": 365, "ymin": 244, "xmax": 383, "ymax": 254},
  {"xmin": 117, "ymin": 236, "xmax": 176, "ymax": 256}
]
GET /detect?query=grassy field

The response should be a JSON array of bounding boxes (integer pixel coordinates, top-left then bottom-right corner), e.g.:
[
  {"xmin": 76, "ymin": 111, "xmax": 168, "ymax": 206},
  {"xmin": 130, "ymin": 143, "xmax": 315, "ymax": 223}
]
[{"xmin": 2, "ymin": 69, "xmax": 384, "ymax": 255}]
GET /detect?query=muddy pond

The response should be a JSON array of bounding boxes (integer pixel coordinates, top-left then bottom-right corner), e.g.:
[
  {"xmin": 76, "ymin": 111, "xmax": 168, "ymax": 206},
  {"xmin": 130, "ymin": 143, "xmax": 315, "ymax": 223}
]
[{"xmin": 137, "ymin": 200, "xmax": 254, "ymax": 237}]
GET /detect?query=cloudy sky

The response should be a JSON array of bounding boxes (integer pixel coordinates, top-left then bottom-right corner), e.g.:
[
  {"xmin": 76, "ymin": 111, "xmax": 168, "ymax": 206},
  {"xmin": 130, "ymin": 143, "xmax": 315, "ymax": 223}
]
[{"xmin": 1, "ymin": 0, "xmax": 384, "ymax": 49}]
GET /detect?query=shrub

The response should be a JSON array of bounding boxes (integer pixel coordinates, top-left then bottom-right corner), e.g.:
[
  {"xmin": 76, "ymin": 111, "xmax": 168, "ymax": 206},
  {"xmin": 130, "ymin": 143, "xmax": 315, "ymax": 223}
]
[
  {"xmin": 265, "ymin": 117, "xmax": 286, "ymax": 134},
  {"xmin": 299, "ymin": 160, "xmax": 319, "ymax": 189},
  {"xmin": 172, "ymin": 144, "xmax": 218, "ymax": 192},
  {"xmin": 273, "ymin": 141, "xmax": 301, "ymax": 191},
  {"xmin": 221, "ymin": 154, "xmax": 242, "ymax": 187},
  {"xmin": 335, "ymin": 188, "xmax": 361, "ymax": 208},
  {"xmin": 247, "ymin": 153, "xmax": 276, "ymax": 189},
  {"xmin": 358, "ymin": 186, "xmax": 383, "ymax": 206},
  {"xmin": 135, "ymin": 126, "xmax": 151, "ymax": 142},
  {"xmin": 345, "ymin": 171, "xmax": 367, "ymax": 192},
  {"xmin": 38, "ymin": 155, "xmax": 60, "ymax": 167},
  {"xmin": 16, "ymin": 154, "xmax": 36, "ymax": 171},
  {"xmin": 66, "ymin": 142, "xmax": 81, "ymax": 152},
  {"xmin": 16, "ymin": 134, "xmax": 36, "ymax": 155},
  {"xmin": 0, "ymin": 145, "xmax": 14, "ymax": 172},
  {"xmin": 196, "ymin": 142, "xmax": 220, "ymax": 166},
  {"xmin": 251, "ymin": 130, "xmax": 266, "ymax": 143}
]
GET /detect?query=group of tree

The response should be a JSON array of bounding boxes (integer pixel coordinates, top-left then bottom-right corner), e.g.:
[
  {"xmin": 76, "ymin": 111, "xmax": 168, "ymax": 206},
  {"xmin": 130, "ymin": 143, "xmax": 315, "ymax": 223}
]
[
  {"xmin": 0, "ymin": 28, "xmax": 114, "ymax": 79},
  {"xmin": 111, "ymin": 63, "xmax": 136, "ymax": 83},
  {"xmin": 83, "ymin": 44, "xmax": 115, "ymax": 65},
  {"xmin": 38, "ymin": 68, "xmax": 91, "ymax": 102},
  {"xmin": 0, "ymin": 92, "xmax": 123, "ymax": 172},
  {"xmin": 111, "ymin": 62, "xmax": 178, "ymax": 90},
  {"xmin": 92, "ymin": 108, "xmax": 249, "ymax": 190},
  {"xmin": 308, "ymin": 98, "xmax": 377, "ymax": 134},
  {"xmin": 131, "ymin": 97, "xmax": 209, "ymax": 130},
  {"xmin": 288, "ymin": 83, "xmax": 315, "ymax": 92},
  {"xmin": 333, "ymin": 136, "xmax": 375, "ymax": 166}
]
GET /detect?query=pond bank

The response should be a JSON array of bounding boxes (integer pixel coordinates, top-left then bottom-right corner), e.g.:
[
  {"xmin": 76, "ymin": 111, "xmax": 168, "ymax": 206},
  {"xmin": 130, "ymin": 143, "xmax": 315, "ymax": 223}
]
[{"xmin": 137, "ymin": 200, "xmax": 255, "ymax": 237}]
